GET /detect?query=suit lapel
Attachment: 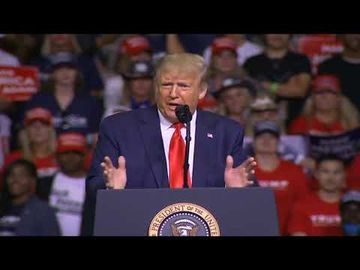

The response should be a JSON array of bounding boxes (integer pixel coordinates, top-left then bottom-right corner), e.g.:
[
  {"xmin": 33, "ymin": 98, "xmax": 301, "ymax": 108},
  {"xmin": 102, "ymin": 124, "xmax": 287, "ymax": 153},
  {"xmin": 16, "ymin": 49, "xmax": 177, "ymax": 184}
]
[
  {"xmin": 138, "ymin": 106, "xmax": 169, "ymax": 188},
  {"xmin": 193, "ymin": 110, "xmax": 216, "ymax": 187}
]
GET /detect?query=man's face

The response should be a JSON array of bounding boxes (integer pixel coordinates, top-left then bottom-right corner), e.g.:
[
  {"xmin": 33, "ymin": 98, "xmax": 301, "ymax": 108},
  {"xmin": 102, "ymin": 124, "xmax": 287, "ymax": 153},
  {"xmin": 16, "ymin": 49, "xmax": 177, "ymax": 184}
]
[
  {"xmin": 214, "ymin": 50, "xmax": 238, "ymax": 73},
  {"xmin": 221, "ymin": 87, "xmax": 252, "ymax": 115},
  {"xmin": 254, "ymin": 132, "xmax": 279, "ymax": 155},
  {"xmin": 156, "ymin": 70, "xmax": 207, "ymax": 123},
  {"xmin": 57, "ymin": 151, "xmax": 85, "ymax": 175},
  {"xmin": 343, "ymin": 34, "xmax": 360, "ymax": 52},
  {"xmin": 129, "ymin": 78, "xmax": 153, "ymax": 100},
  {"xmin": 315, "ymin": 160, "xmax": 345, "ymax": 193},
  {"xmin": 265, "ymin": 34, "xmax": 290, "ymax": 50},
  {"xmin": 7, "ymin": 165, "xmax": 35, "ymax": 198}
]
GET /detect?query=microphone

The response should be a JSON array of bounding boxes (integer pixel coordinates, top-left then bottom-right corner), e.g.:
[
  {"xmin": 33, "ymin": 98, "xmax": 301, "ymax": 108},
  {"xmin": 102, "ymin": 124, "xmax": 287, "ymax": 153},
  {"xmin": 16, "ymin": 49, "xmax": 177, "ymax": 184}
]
[
  {"xmin": 175, "ymin": 105, "xmax": 192, "ymax": 123},
  {"xmin": 175, "ymin": 105, "xmax": 192, "ymax": 188}
]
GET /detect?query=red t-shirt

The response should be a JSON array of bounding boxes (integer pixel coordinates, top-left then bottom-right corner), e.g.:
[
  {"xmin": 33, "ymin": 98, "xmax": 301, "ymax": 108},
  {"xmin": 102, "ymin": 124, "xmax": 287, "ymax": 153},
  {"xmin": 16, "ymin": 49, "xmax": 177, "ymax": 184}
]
[
  {"xmin": 287, "ymin": 192, "xmax": 343, "ymax": 236},
  {"xmin": 255, "ymin": 159, "xmax": 310, "ymax": 235},
  {"xmin": 289, "ymin": 116, "xmax": 344, "ymax": 135},
  {"xmin": 347, "ymin": 154, "xmax": 360, "ymax": 191}
]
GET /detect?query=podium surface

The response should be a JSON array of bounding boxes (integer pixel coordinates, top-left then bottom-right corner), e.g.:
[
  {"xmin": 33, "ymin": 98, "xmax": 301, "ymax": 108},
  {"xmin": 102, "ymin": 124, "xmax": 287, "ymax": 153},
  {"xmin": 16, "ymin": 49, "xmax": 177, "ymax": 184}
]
[{"xmin": 94, "ymin": 187, "xmax": 279, "ymax": 236}]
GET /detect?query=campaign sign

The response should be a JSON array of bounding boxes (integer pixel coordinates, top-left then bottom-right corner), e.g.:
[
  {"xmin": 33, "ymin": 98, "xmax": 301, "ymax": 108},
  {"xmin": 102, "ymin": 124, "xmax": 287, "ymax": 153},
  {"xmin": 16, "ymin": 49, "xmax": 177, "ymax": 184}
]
[
  {"xmin": 0, "ymin": 66, "xmax": 39, "ymax": 101},
  {"xmin": 308, "ymin": 128, "xmax": 360, "ymax": 164}
]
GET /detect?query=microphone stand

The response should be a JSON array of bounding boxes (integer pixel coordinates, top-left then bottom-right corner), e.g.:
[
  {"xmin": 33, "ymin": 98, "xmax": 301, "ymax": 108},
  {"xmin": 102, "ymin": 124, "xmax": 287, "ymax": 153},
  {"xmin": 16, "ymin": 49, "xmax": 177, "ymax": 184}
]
[
  {"xmin": 175, "ymin": 104, "xmax": 192, "ymax": 189},
  {"xmin": 183, "ymin": 121, "xmax": 191, "ymax": 188}
]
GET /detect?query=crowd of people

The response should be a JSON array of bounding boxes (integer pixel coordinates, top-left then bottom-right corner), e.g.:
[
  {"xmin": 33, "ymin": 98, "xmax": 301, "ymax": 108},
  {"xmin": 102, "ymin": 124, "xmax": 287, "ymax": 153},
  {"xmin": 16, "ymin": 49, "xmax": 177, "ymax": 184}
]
[{"xmin": 0, "ymin": 34, "xmax": 359, "ymax": 236}]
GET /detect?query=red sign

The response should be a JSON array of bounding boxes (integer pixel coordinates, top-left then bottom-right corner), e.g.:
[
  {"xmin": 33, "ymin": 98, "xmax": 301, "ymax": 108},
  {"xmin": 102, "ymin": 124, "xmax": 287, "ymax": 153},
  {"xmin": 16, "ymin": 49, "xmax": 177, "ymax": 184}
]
[
  {"xmin": 297, "ymin": 34, "xmax": 343, "ymax": 74},
  {"xmin": 0, "ymin": 66, "xmax": 39, "ymax": 102}
]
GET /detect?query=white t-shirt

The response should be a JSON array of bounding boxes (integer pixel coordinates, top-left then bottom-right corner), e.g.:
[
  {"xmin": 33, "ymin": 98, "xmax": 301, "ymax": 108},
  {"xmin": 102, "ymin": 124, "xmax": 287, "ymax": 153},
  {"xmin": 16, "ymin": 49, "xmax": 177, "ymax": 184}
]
[
  {"xmin": 103, "ymin": 74, "xmax": 124, "ymax": 117},
  {"xmin": 203, "ymin": 40, "xmax": 263, "ymax": 66},
  {"xmin": 49, "ymin": 172, "xmax": 86, "ymax": 236}
]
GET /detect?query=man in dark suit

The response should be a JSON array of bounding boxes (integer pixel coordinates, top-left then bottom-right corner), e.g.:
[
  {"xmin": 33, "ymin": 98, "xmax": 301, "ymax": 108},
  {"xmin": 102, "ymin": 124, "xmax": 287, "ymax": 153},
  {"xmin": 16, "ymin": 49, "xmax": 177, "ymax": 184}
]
[{"xmin": 81, "ymin": 53, "xmax": 256, "ymax": 235}]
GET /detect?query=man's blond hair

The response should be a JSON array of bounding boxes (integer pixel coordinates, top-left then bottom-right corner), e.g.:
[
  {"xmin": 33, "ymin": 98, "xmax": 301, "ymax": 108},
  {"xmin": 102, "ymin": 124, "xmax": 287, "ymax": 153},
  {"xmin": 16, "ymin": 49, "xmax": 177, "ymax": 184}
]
[{"xmin": 154, "ymin": 53, "xmax": 208, "ymax": 91}]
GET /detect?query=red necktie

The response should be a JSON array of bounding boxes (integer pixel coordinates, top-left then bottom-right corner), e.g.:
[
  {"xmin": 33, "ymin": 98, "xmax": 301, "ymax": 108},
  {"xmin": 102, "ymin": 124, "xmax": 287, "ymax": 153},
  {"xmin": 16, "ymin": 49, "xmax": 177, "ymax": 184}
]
[{"xmin": 169, "ymin": 122, "xmax": 191, "ymax": 188}]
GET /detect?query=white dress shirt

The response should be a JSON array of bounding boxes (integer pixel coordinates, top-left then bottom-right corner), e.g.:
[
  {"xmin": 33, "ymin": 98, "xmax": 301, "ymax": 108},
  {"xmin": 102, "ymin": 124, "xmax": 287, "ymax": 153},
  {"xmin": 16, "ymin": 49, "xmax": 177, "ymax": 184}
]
[{"xmin": 158, "ymin": 109, "xmax": 197, "ymax": 183}]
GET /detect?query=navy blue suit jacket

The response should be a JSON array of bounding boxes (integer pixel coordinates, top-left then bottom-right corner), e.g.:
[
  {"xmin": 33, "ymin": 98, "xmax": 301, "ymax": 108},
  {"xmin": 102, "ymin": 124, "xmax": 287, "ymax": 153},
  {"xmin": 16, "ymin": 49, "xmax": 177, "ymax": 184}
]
[{"xmin": 81, "ymin": 105, "xmax": 249, "ymax": 235}]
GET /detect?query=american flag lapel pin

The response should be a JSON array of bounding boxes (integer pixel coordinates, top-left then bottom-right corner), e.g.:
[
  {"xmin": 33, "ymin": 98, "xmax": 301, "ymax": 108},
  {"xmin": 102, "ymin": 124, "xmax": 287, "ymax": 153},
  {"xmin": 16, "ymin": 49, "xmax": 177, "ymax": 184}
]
[{"xmin": 207, "ymin": 133, "xmax": 213, "ymax": 139}]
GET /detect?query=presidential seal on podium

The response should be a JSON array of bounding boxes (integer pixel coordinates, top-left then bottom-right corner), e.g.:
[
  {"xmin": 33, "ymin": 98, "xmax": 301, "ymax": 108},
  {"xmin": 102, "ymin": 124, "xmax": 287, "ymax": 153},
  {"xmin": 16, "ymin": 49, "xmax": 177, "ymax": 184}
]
[{"xmin": 148, "ymin": 203, "xmax": 220, "ymax": 236}]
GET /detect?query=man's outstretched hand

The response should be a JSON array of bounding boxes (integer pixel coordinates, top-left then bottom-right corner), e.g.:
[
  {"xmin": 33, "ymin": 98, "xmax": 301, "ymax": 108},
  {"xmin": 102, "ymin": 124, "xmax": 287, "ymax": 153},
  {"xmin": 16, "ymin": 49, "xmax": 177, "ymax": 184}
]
[
  {"xmin": 224, "ymin": 155, "xmax": 256, "ymax": 188},
  {"xmin": 101, "ymin": 155, "xmax": 256, "ymax": 189},
  {"xmin": 101, "ymin": 156, "xmax": 127, "ymax": 189}
]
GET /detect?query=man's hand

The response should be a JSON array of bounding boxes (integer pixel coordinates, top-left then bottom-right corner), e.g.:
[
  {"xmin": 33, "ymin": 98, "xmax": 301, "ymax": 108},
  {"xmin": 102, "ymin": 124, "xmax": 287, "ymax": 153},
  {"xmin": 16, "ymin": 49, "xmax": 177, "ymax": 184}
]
[
  {"xmin": 101, "ymin": 156, "xmax": 127, "ymax": 189},
  {"xmin": 224, "ymin": 155, "xmax": 256, "ymax": 188}
]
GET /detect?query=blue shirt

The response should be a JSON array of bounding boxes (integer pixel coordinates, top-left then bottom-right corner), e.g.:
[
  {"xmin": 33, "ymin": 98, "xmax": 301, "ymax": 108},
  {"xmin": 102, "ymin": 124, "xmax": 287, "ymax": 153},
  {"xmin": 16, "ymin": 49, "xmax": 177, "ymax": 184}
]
[
  {"xmin": 130, "ymin": 97, "xmax": 152, "ymax": 110},
  {"xmin": 26, "ymin": 91, "xmax": 102, "ymax": 135},
  {"xmin": 0, "ymin": 203, "xmax": 24, "ymax": 236}
]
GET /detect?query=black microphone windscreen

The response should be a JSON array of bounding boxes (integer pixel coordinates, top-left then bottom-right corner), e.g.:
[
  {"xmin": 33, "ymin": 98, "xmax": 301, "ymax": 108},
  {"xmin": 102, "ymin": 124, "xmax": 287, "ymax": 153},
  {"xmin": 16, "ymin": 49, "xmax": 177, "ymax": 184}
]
[{"xmin": 175, "ymin": 105, "xmax": 192, "ymax": 123}]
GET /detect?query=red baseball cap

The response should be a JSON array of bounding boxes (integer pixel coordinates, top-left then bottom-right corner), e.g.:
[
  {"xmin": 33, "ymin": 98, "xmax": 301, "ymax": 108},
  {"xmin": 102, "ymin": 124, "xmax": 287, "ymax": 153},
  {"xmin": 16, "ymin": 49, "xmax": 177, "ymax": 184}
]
[
  {"xmin": 211, "ymin": 37, "xmax": 237, "ymax": 56},
  {"xmin": 24, "ymin": 107, "xmax": 53, "ymax": 127},
  {"xmin": 121, "ymin": 35, "xmax": 152, "ymax": 56},
  {"xmin": 56, "ymin": 132, "xmax": 87, "ymax": 154},
  {"xmin": 312, "ymin": 75, "xmax": 341, "ymax": 93}
]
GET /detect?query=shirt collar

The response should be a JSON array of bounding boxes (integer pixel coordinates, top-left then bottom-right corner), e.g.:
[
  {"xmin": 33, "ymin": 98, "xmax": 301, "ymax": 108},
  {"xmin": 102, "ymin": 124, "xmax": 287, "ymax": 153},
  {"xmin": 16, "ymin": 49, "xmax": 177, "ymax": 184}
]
[{"xmin": 158, "ymin": 108, "xmax": 197, "ymax": 130}]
